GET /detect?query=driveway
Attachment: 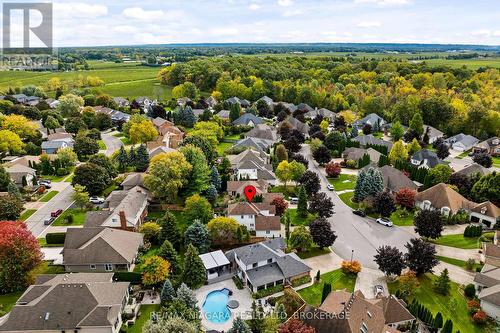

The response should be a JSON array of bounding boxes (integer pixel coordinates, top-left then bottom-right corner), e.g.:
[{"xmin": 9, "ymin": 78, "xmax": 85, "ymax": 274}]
[
  {"xmin": 304, "ymin": 251, "xmax": 343, "ymax": 276},
  {"xmin": 301, "ymin": 145, "xmax": 414, "ymax": 269},
  {"xmin": 355, "ymin": 267, "xmax": 388, "ymax": 299},
  {"xmin": 24, "ymin": 183, "xmax": 75, "ymax": 238},
  {"xmin": 102, "ymin": 131, "xmax": 123, "ymax": 156},
  {"xmin": 41, "ymin": 247, "xmax": 63, "ymax": 264}
]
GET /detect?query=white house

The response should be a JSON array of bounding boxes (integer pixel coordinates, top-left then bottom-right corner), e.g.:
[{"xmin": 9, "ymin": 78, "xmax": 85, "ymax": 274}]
[
  {"xmin": 227, "ymin": 202, "xmax": 281, "ymax": 238},
  {"xmin": 445, "ymin": 133, "xmax": 480, "ymax": 152}
]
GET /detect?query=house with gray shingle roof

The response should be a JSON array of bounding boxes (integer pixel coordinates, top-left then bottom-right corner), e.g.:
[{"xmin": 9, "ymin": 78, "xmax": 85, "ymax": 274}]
[
  {"xmin": 0, "ymin": 273, "xmax": 129, "ymax": 333},
  {"xmin": 245, "ymin": 124, "xmax": 279, "ymax": 142},
  {"xmin": 225, "ymin": 238, "xmax": 310, "ymax": 293},
  {"xmin": 5, "ymin": 164, "xmax": 36, "ymax": 187},
  {"xmin": 453, "ymin": 163, "xmax": 490, "ymax": 178},
  {"xmin": 279, "ymin": 117, "xmax": 310, "ymax": 136},
  {"xmin": 474, "ymin": 137, "xmax": 500, "ymax": 157},
  {"xmin": 372, "ymin": 165, "xmax": 418, "ymax": 193},
  {"xmin": 232, "ymin": 137, "xmax": 274, "ymax": 154},
  {"xmin": 410, "ymin": 149, "xmax": 443, "ymax": 168},
  {"xmin": 227, "ymin": 149, "xmax": 276, "ymax": 185},
  {"xmin": 257, "ymin": 96, "xmax": 273, "ymax": 107},
  {"xmin": 304, "ymin": 108, "xmax": 336, "ymax": 121},
  {"xmin": 232, "ymin": 113, "xmax": 264, "ymax": 127},
  {"xmin": 353, "ymin": 134, "xmax": 392, "ymax": 150},
  {"xmin": 444, "ymin": 133, "xmax": 479, "ymax": 152},
  {"xmin": 424, "ymin": 125, "xmax": 443, "ymax": 144},
  {"xmin": 353, "ymin": 113, "xmax": 386, "ymax": 130},
  {"xmin": 215, "ymin": 110, "xmax": 230, "ymax": 121}
]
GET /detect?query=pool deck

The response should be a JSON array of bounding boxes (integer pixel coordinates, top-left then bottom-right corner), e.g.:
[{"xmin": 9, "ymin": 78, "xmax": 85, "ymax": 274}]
[{"xmin": 195, "ymin": 279, "xmax": 254, "ymax": 331}]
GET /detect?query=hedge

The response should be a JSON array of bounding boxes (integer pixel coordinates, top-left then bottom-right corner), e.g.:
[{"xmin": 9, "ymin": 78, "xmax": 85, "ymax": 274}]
[
  {"xmin": 252, "ymin": 284, "xmax": 284, "ymax": 299},
  {"xmin": 113, "ymin": 271, "xmax": 142, "ymax": 284},
  {"xmin": 45, "ymin": 232, "xmax": 66, "ymax": 244},
  {"xmin": 291, "ymin": 275, "xmax": 312, "ymax": 287}
]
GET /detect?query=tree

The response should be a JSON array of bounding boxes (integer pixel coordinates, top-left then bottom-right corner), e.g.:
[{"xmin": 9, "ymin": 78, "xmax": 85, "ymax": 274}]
[
  {"xmin": 88, "ymin": 153, "xmax": 118, "ymax": 179},
  {"xmin": 275, "ymin": 144, "xmax": 288, "ymax": 163},
  {"xmin": 0, "ymin": 195, "xmax": 23, "ymax": 220},
  {"xmin": 353, "ymin": 167, "xmax": 384, "ymax": 202},
  {"xmin": 442, "ymin": 319, "xmax": 453, "ymax": 333},
  {"xmin": 436, "ymin": 142, "xmax": 450, "ymax": 160},
  {"xmin": 56, "ymin": 147, "xmax": 78, "ymax": 168},
  {"xmin": 390, "ymin": 121, "xmax": 404, "ymax": 140},
  {"xmin": 0, "ymin": 221, "xmax": 43, "ymax": 293},
  {"xmin": 297, "ymin": 186, "xmax": 308, "ymax": 218},
  {"xmin": 283, "ymin": 211, "xmax": 291, "ymax": 242},
  {"xmin": 57, "ymin": 94, "xmax": 84, "ymax": 117},
  {"xmin": 139, "ymin": 222, "xmax": 161, "ymax": 244},
  {"xmin": 143, "ymin": 317, "xmax": 197, "ymax": 333},
  {"xmin": 473, "ymin": 152, "xmax": 493, "ymax": 168},
  {"xmin": 74, "ymin": 135, "xmax": 99, "ymax": 159},
  {"xmin": 135, "ymin": 144, "xmax": 150, "ymax": 172},
  {"xmin": 116, "ymin": 146, "xmax": 128, "ymax": 172},
  {"xmin": 312, "ymin": 144, "xmax": 331, "ymax": 165},
  {"xmin": 275, "ymin": 160, "xmax": 293, "ymax": 190},
  {"xmin": 160, "ymin": 279, "xmax": 176, "ymax": 304},
  {"xmin": 278, "ymin": 318, "xmax": 315, "ymax": 333},
  {"xmin": 309, "ymin": 192, "xmax": 335, "ymax": 218},
  {"xmin": 64, "ymin": 116, "xmax": 87, "ymax": 134},
  {"xmin": 404, "ymin": 238, "xmax": 438, "ymax": 275},
  {"xmin": 289, "ymin": 226, "xmax": 313, "ymax": 252},
  {"xmin": 229, "ymin": 103, "xmax": 242, "ymax": 122},
  {"xmin": 158, "ymin": 212, "xmax": 181, "ymax": 249},
  {"xmin": 425, "ymin": 165, "xmax": 453, "ymax": 188},
  {"xmin": 207, "ymin": 217, "xmax": 239, "ymax": 246},
  {"xmin": 374, "ymin": 246, "xmax": 406, "ymax": 276},
  {"xmin": 271, "ymin": 197, "xmax": 288, "ymax": 216},
  {"xmin": 321, "ymin": 283, "xmax": 332, "ymax": 304},
  {"xmin": 181, "ymin": 135, "xmax": 217, "ymax": 163},
  {"xmin": 309, "ymin": 217, "xmax": 337, "ymax": 249},
  {"xmin": 325, "ymin": 162, "xmax": 342, "ymax": 178},
  {"xmin": 471, "ymin": 172, "xmax": 499, "ymax": 206},
  {"xmin": 0, "ymin": 130, "xmax": 24, "ymax": 154},
  {"xmin": 275, "ymin": 302, "xmax": 287, "ymax": 323},
  {"xmin": 144, "ymin": 152, "xmax": 192, "ymax": 203},
  {"xmin": 374, "ymin": 191, "xmax": 396, "ymax": 217},
  {"xmin": 389, "ymin": 140, "xmax": 408, "ymax": 165},
  {"xmin": 180, "ymin": 145, "xmax": 211, "ymax": 195},
  {"xmin": 299, "ymin": 170, "xmax": 320, "ymax": 196},
  {"xmin": 409, "ymin": 112, "xmax": 424, "ymax": 136},
  {"xmin": 94, "ymin": 113, "xmax": 112, "ymax": 130},
  {"xmin": 0, "ymin": 165, "xmax": 11, "ymax": 191},
  {"xmin": 141, "ymin": 255, "xmax": 170, "ymax": 286},
  {"xmin": 414, "ymin": 209, "xmax": 444, "ymax": 239},
  {"xmin": 184, "ymin": 194, "xmax": 213, "ymax": 224},
  {"xmin": 181, "ymin": 244, "xmax": 206, "ymax": 289},
  {"xmin": 395, "ymin": 187, "xmax": 417, "ymax": 210},
  {"xmin": 434, "ymin": 312, "xmax": 443, "ymax": 329},
  {"xmin": 398, "ymin": 271, "xmax": 419, "ymax": 296},
  {"xmin": 72, "ymin": 163, "xmax": 111, "ymax": 195},
  {"xmin": 407, "ymin": 138, "xmax": 421, "ymax": 156},
  {"xmin": 184, "ymin": 221, "xmax": 211, "ymax": 254},
  {"xmin": 228, "ymin": 317, "xmax": 252, "ymax": 333},
  {"xmin": 176, "ymin": 282, "xmax": 198, "ymax": 309},
  {"xmin": 249, "ymin": 301, "xmax": 266, "ymax": 333},
  {"xmin": 72, "ymin": 184, "xmax": 89, "ymax": 210},
  {"xmin": 158, "ymin": 239, "xmax": 181, "ymax": 275},
  {"xmin": 172, "ymin": 82, "xmax": 199, "ymax": 99},
  {"xmin": 129, "ymin": 119, "xmax": 158, "ymax": 144},
  {"xmin": 210, "ymin": 165, "xmax": 222, "ymax": 190},
  {"xmin": 434, "ymin": 268, "xmax": 450, "ymax": 295}
]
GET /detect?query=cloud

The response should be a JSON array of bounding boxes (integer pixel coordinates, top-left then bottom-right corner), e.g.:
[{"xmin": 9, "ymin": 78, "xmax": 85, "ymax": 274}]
[
  {"xmin": 209, "ymin": 27, "xmax": 239, "ymax": 36},
  {"xmin": 471, "ymin": 29, "xmax": 500, "ymax": 37},
  {"xmin": 283, "ymin": 9, "xmax": 303, "ymax": 17},
  {"xmin": 249, "ymin": 3, "xmax": 261, "ymax": 10},
  {"xmin": 122, "ymin": 7, "xmax": 168, "ymax": 21},
  {"xmin": 55, "ymin": 3, "xmax": 108, "ymax": 18},
  {"xmin": 357, "ymin": 21, "xmax": 382, "ymax": 28},
  {"xmin": 278, "ymin": 0, "xmax": 294, "ymax": 7},
  {"xmin": 354, "ymin": 0, "xmax": 412, "ymax": 7}
]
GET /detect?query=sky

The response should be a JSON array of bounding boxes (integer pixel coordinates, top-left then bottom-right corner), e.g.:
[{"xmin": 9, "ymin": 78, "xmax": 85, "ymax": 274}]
[{"xmin": 2, "ymin": 0, "xmax": 499, "ymax": 47}]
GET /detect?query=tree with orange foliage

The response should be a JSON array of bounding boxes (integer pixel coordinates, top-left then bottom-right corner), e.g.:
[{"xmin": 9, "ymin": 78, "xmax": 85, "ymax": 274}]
[{"xmin": 279, "ymin": 318, "xmax": 316, "ymax": 333}]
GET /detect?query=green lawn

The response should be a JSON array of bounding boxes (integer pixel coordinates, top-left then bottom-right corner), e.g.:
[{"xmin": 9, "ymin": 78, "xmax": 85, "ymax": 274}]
[
  {"xmin": 456, "ymin": 150, "xmax": 471, "ymax": 159},
  {"xmin": 0, "ymin": 291, "xmax": 23, "ymax": 314},
  {"xmin": 270, "ymin": 185, "xmax": 297, "ymax": 198},
  {"xmin": 38, "ymin": 238, "xmax": 64, "ymax": 247},
  {"xmin": 147, "ymin": 210, "xmax": 190, "ymax": 232},
  {"xmin": 373, "ymin": 132, "xmax": 383, "ymax": 139},
  {"xmin": 298, "ymin": 269, "xmax": 357, "ymax": 306},
  {"xmin": 63, "ymin": 173, "xmax": 74, "ymax": 182},
  {"xmin": 98, "ymin": 140, "xmax": 107, "ymax": 150},
  {"xmin": 493, "ymin": 156, "xmax": 500, "ymax": 168},
  {"xmin": 297, "ymin": 246, "xmax": 331, "ymax": 259},
  {"xmin": 436, "ymin": 256, "xmax": 483, "ymax": 272},
  {"xmin": 287, "ymin": 208, "xmax": 315, "ymax": 226},
  {"xmin": 388, "ymin": 273, "xmax": 485, "ymax": 333},
  {"xmin": 113, "ymin": 132, "xmax": 125, "ymax": 138},
  {"xmin": 338, "ymin": 192, "xmax": 359, "ymax": 209},
  {"xmin": 216, "ymin": 142, "xmax": 233, "ymax": 155},
  {"xmin": 431, "ymin": 232, "xmax": 494, "ymax": 249},
  {"xmin": 120, "ymin": 137, "xmax": 133, "ymax": 145},
  {"xmin": 102, "ymin": 182, "xmax": 118, "ymax": 197},
  {"xmin": 224, "ymin": 134, "xmax": 241, "ymax": 141},
  {"xmin": 52, "ymin": 209, "xmax": 87, "ymax": 226},
  {"xmin": 39, "ymin": 191, "xmax": 59, "ymax": 202},
  {"xmin": 40, "ymin": 174, "xmax": 67, "ymax": 182},
  {"xmin": 19, "ymin": 209, "xmax": 36, "ymax": 221},
  {"xmin": 328, "ymin": 174, "xmax": 357, "ymax": 191},
  {"xmin": 121, "ymin": 304, "xmax": 161, "ymax": 333},
  {"xmin": 389, "ymin": 209, "xmax": 415, "ymax": 226}
]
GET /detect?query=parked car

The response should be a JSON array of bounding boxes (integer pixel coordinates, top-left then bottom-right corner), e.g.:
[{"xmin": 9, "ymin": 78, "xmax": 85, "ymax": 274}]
[
  {"xmin": 89, "ymin": 196, "xmax": 105, "ymax": 204},
  {"xmin": 374, "ymin": 284, "xmax": 384, "ymax": 296},
  {"xmin": 43, "ymin": 217, "xmax": 55, "ymax": 225},
  {"xmin": 39, "ymin": 181, "xmax": 52, "ymax": 189},
  {"xmin": 376, "ymin": 217, "xmax": 393, "ymax": 227},
  {"xmin": 327, "ymin": 184, "xmax": 334, "ymax": 191},
  {"xmin": 289, "ymin": 197, "xmax": 299, "ymax": 204},
  {"xmin": 352, "ymin": 210, "xmax": 366, "ymax": 217},
  {"xmin": 50, "ymin": 209, "xmax": 63, "ymax": 217}
]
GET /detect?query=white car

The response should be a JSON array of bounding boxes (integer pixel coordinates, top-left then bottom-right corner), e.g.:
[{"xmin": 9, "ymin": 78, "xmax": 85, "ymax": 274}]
[
  {"xmin": 376, "ymin": 217, "xmax": 393, "ymax": 227},
  {"xmin": 89, "ymin": 196, "xmax": 105, "ymax": 204},
  {"xmin": 289, "ymin": 197, "xmax": 299, "ymax": 205},
  {"xmin": 327, "ymin": 184, "xmax": 334, "ymax": 191}
]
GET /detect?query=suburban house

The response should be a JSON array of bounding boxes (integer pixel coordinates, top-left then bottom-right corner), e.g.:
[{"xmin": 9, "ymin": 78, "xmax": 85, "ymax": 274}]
[
  {"xmin": 353, "ymin": 134, "xmax": 393, "ymax": 150},
  {"xmin": 206, "ymin": 96, "xmax": 218, "ymax": 108},
  {"xmin": 452, "ymin": 163, "xmax": 490, "ymax": 178},
  {"xmin": 244, "ymin": 123, "xmax": 279, "ymax": 142},
  {"xmin": 45, "ymin": 98, "xmax": 60, "ymax": 109},
  {"xmin": 381, "ymin": 122, "xmax": 408, "ymax": 135},
  {"xmin": 232, "ymin": 113, "xmax": 264, "ymax": 127},
  {"xmin": 63, "ymin": 227, "xmax": 144, "ymax": 272},
  {"xmin": 280, "ymin": 117, "xmax": 310, "ymax": 136},
  {"xmin": 121, "ymin": 173, "xmax": 146, "ymax": 191},
  {"xmin": 444, "ymin": 133, "xmax": 479, "ymax": 152},
  {"xmin": 0, "ymin": 273, "xmax": 129, "ymax": 333},
  {"xmin": 94, "ymin": 106, "xmax": 130, "ymax": 124},
  {"xmin": 113, "ymin": 97, "xmax": 130, "ymax": 108},
  {"xmin": 257, "ymin": 96, "xmax": 273, "ymax": 108},
  {"xmin": 227, "ymin": 202, "xmax": 281, "ymax": 237},
  {"xmin": 304, "ymin": 107, "xmax": 336, "ymax": 121},
  {"xmin": 371, "ymin": 165, "xmax": 418, "ymax": 193},
  {"xmin": 410, "ymin": 149, "xmax": 443, "ymax": 168},
  {"xmin": 343, "ymin": 147, "xmax": 382, "ymax": 166},
  {"xmin": 5, "ymin": 164, "xmax": 36, "ymax": 187},
  {"xmin": 232, "ymin": 137, "xmax": 274, "ymax": 155},
  {"xmin": 475, "ymin": 234, "xmax": 500, "ymax": 319},
  {"xmin": 226, "ymin": 180, "xmax": 268, "ymax": 197},
  {"xmin": 41, "ymin": 137, "xmax": 74, "ymax": 154},
  {"xmin": 296, "ymin": 103, "xmax": 314, "ymax": 113},
  {"xmin": 414, "ymin": 183, "xmax": 475, "ymax": 217},
  {"xmin": 177, "ymin": 97, "xmax": 192, "ymax": 106},
  {"xmin": 147, "ymin": 145, "xmax": 176, "ymax": 159},
  {"xmin": 11, "ymin": 93, "xmax": 28, "ymax": 103},
  {"xmin": 227, "ymin": 149, "xmax": 276, "ymax": 185},
  {"xmin": 424, "ymin": 125, "xmax": 444, "ymax": 144},
  {"xmin": 133, "ymin": 97, "xmax": 157, "ymax": 112},
  {"xmin": 84, "ymin": 186, "xmax": 148, "ymax": 231},
  {"xmin": 199, "ymin": 250, "xmax": 232, "ymax": 283},
  {"xmin": 47, "ymin": 132, "xmax": 73, "ymax": 141},
  {"xmin": 470, "ymin": 201, "xmax": 500, "ymax": 228},
  {"xmin": 274, "ymin": 102, "xmax": 298, "ymax": 113},
  {"xmin": 151, "ymin": 117, "xmax": 184, "ymax": 149},
  {"xmin": 473, "ymin": 137, "xmax": 500, "ymax": 156},
  {"xmin": 226, "ymin": 96, "xmax": 251, "ymax": 108},
  {"xmin": 353, "ymin": 113, "xmax": 387, "ymax": 130},
  {"xmin": 215, "ymin": 110, "xmax": 231, "ymax": 121},
  {"xmin": 298, "ymin": 290, "xmax": 415, "ymax": 333},
  {"xmin": 225, "ymin": 238, "xmax": 311, "ymax": 293}
]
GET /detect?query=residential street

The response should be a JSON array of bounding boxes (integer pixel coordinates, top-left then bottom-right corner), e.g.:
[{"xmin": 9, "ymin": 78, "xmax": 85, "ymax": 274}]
[
  {"xmin": 301, "ymin": 145, "xmax": 415, "ymax": 269},
  {"xmin": 24, "ymin": 183, "xmax": 75, "ymax": 238},
  {"xmin": 102, "ymin": 131, "xmax": 124, "ymax": 156}
]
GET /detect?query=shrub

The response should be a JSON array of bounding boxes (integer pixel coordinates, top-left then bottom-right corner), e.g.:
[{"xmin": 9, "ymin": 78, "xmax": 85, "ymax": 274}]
[
  {"xmin": 232, "ymin": 276, "xmax": 244, "ymax": 290},
  {"xmin": 465, "ymin": 259, "xmax": 476, "ymax": 271},
  {"xmin": 291, "ymin": 275, "xmax": 312, "ymax": 287},
  {"xmin": 464, "ymin": 284, "xmax": 476, "ymax": 298},
  {"xmin": 325, "ymin": 162, "xmax": 341, "ymax": 178},
  {"xmin": 65, "ymin": 214, "xmax": 74, "ymax": 224},
  {"xmin": 464, "ymin": 225, "xmax": 482, "ymax": 237},
  {"xmin": 467, "ymin": 299, "xmax": 480, "ymax": 315},
  {"xmin": 113, "ymin": 271, "xmax": 142, "ymax": 283},
  {"xmin": 346, "ymin": 159, "xmax": 357, "ymax": 168},
  {"xmin": 341, "ymin": 260, "xmax": 362, "ymax": 274},
  {"xmin": 45, "ymin": 232, "xmax": 66, "ymax": 244},
  {"xmin": 252, "ymin": 284, "xmax": 284, "ymax": 299},
  {"xmin": 472, "ymin": 310, "xmax": 487, "ymax": 324},
  {"xmin": 56, "ymin": 167, "xmax": 69, "ymax": 176}
]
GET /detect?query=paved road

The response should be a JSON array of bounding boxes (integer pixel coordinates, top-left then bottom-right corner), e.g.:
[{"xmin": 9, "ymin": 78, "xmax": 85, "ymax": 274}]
[
  {"xmin": 301, "ymin": 145, "xmax": 415, "ymax": 269},
  {"xmin": 102, "ymin": 131, "xmax": 123, "ymax": 156},
  {"xmin": 25, "ymin": 183, "xmax": 75, "ymax": 237}
]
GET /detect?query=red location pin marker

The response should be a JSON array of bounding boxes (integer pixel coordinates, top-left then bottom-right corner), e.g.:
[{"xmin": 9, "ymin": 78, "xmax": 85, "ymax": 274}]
[{"xmin": 244, "ymin": 185, "xmax": 257, "ymax": 202}]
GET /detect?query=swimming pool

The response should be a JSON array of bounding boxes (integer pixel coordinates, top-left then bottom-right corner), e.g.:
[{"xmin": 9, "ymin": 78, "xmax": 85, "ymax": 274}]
[{"xmin": 202, "ymin": 288, "xmax": 231, "ymax": 323}]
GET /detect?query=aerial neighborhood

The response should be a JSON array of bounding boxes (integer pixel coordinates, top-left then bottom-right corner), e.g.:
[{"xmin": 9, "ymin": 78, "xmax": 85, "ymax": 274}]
[{"xmin": 0, "ymin": 46, "xmax": 499, "ymax": 333}]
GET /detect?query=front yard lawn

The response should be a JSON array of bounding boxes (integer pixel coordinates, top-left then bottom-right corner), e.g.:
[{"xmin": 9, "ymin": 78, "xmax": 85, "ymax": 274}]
[
  {"xmin": 216, "ymin": 142, "xmax": 233, "ymax": 155},
  {"xmin": 296, "ymin": 246, "xmax": 331, "ymax": 259},
  {"xmin": 19, "ymin": 209, "xmax": 36, "ymax": 221},
  {"xmin": 389, "ymin": 209, "xmax": 414, "ymax": 226},
  {"xmin": 40, "ymin": 174, "xmax": 68, "ymax": 182},
  {"xmin": 38, "ymin": 238, "xmax": 64, "ymax": 247},
  {"xmin": 328, "ymin": 174, "xmax": 357, "ymax": 191},
  {"xmin": 52, "ymin": 209, "xmax": 87, "ymax": 226},
  {"xmin": 338, "ymin": 192, "xmax": 359, "ymax": 209},
  {"xmin": 120, "ymin": 137, "xmax": 132, "ymax": 145},
  {"xmin": 431, "ymin": 232, "xmax": 494, "ymax": 249},
  {"xmin": 39, "ymin": 191, "xmax": 59, "ymax": 202},
  {"xmin": 98, "ymin": 140, "xmax": 107, "ymax": 150},
  {"xmin": 224, "ymin": 134, "xmax": 241, "ymax": 141},
  {"xmin": 121, "ymin": 304, "xmax": 161, "ymax": 333},
  {"xmin": 493, "ymin": 156, "xmax": 500, "ymax": 168},
  {"xmin": 436, "ymin": 256, "xmax": 483, "ymax": 272},
  {"xmin": 270, "ymin": 185, "xmax": 297, "ymax": 198},
  {"xmin": 0, "ymin": 291, "xmax": 23, "ymax": 314},
  {"xmin": 287, "ymin": 208, "xmax": 315, "ymax": 226},
  {"xmin": 388, "ymin": 273, "xmax": 486, "ymax": 333},
  {"xmin": 298, "ymin": 269, "xmax": 356, "ymax": 306}
]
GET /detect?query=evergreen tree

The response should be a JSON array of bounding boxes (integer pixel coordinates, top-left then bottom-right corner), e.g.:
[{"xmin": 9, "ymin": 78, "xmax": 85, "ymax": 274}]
[
  {"xmin": 7, "ymin": 182, "xmax": 22, "ymax": 200},
  {"xmin": 229, "ymin": 103, "xmax": 242, "ymax": 122},
  {"xmin": 409, "ymin": 113, "xmax": 424, "ymax": 136},
  {"xmin": 181, "ymin": 244, "xmax": 206, "ymax": 289},
  {"xmin": 283, "ymin": 211, "xmax": 291, "ymax": 243},
  {"xmin": 178, "ymin": 106, "xmax": 196, "ymax": 128},
  {"xmin": 206, "ymin": 184, "xmax": 218, "ymax": 203},
  {"xmin": 297, "ymin": 186, "xmax": 308, "ymax": 218},
  {"xmin": 321, "ymin": 283, "xmax": 332, "ymax": 304},
  {"xmin": 249, "ymin": 301, "xmax": 265, "ymax": 333},
  {"xmin": 158, "ymin": 211, "xmax": 181, "ymax": 249},
  {"xmin": 160, "ymin": 279, "xmax": 176, "ymax": 304},
  {"xmin": 116, "ymin": 146, "xmax": 128, "ymax": 172},
  {"xmin": 353, "ymin": 167, "xmax": 384, "ymax": 202},
  {"xmin": 228, "ymin": 317, "xmax": 252, "ymax": 333},
  {"xmin": 442, "ymin": 319, "xmax": 453, "ymax": 333},
  {"xmin": 210, "ymin": 165, "xmax": 222, "ymax": 190},
  {"xmin": 158, "ymin": 239, "xmax": 181, "ymax": 275},
  {"xmin": 184, "ymin": 221, "xmax": 211, "ymax": 253},
  {"xmin": 350, "ymin": 124, "xmax": 358, "ymax": 138},
  {"xmin": 434, "ymin": 312, "xmax": 443, "ymax": 329},
  {"xmin": 434, "ymin": 268, "xmax": 451, "ymax": 295},
  {"xmin": 135, "ymin": 144, "xmax": 150, "ymax": 172},
  {"xmin": 176, "ymin": 283, "xmax": 198, "ymax": 309},
  {"xmin": 128, "ymin": 146, "xmax": 136, "ymax": 167}
]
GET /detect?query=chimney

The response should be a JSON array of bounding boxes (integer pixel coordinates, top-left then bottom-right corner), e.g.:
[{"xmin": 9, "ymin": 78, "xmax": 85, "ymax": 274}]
[{"xmin": 119, "ymin": 211, "xmax": 127, "ymax": 230}]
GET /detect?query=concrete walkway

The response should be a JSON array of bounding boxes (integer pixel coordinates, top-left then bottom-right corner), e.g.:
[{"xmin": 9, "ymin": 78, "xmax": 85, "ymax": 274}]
[
  {"xmin": 434, "ymin": 262, "xmax": 475, "ymax": 285},
  {"xmin": 354, "ymin": 267, "xmax": 389, "ymax": 299},
  {"xmin": 435, "ymin": 244, "xmax": 481, "ymax": 261}
]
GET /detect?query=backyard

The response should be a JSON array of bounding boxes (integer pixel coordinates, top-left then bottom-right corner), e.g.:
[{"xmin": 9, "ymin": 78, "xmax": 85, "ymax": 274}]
[
  {"xmin": 287, "ymin": 208, "xmax": 316, "ymax": 226},
  {"xmin": 298, "ymin": 269, "xmax": 356, "ymax": 306},
  {"xmin": 121, "ymin": 304, "xmax": 161, "ymax": 333}
]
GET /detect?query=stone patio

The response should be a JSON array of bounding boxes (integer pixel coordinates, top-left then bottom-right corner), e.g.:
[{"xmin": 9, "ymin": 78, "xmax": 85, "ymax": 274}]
[{"xmin": 195, "ymin": 278, "xmax": 254, "ymax": 332}]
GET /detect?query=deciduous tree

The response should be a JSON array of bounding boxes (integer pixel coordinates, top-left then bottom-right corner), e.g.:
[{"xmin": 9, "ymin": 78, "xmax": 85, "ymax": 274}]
[
  {"xmin": 0, "ymin": 194, "xmax": 23, "ymax": 220},
  {"xmin": 389, "ymin": 140, "xmax": 408, "ymax": 165},
  {"xmin": 312, "ymin": 144, "xmax": 331, "ymax": 165},
  {"xmin": 404, "ymin": 238, "xmax": 438, "ymax": 275},
  {"xmin": 395, "ymin": 187, "xmax": 417, "ymax": 210},
  {"xmin": 180, "ymin": 145, "xmax": 211, "ymax": 195},
  {"xmin": 374, "ymin": 191, "xmax": 396, "ymax": 217},
  {"xmin": 72, "ymin": 163, "xmax": 111, "ymax": 195},
  {"xmin": 309, "ymin": 217, "xmax": 337, "ymax": 249},
  {"xmin": 289, "ymin": 226, "xmax": 313, "ymax": 252},
  {"xmin": 374, "ymin": 245, "xmax": 406, "ymax": 276},
  {"xmin": 473, "ymin": 152, "xmax": 493, "ymax": 168},
  {"xmin": 271, "ymin": 197, "xmax": 288, "ymax": 216},
  {"xmin": 207, "ymin": 217, "xmax": 239, "ymax": 246},
  {"xmin": 414, "ymin": 209, "xmax": 443, "ymax": 240},
  {"xmin": 309, "ymin": 192, "xmax": 335, "ymax": 218},
  {"xmin": 299, "ymin": 170, "xmax": 321, "ymax": 196},
  {"xmin": 141, "ymin": 255, "xmax": 170, "ymax": 286},
  {"xmin": 184, "ymin": 194, "xmax": 213, "ymax": 224},
  {"xmin": 325, "ymin": 162, "xmax": 342, "ymax": 178}
]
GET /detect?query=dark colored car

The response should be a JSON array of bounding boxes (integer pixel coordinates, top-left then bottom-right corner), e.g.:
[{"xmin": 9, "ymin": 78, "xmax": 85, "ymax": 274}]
[
  {"xmin": 51, "ymin": 209, "xmax": 63, "ymax": 218},
  {"xmin": 352, "ymin": 210, "xmax": 366, "ymax": 217}
]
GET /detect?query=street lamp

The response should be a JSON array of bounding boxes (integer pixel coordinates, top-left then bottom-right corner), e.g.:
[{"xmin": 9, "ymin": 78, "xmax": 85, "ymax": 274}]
[{"xmin": 350, "ymin": 249, "xmax": 354, "ymax": 262}]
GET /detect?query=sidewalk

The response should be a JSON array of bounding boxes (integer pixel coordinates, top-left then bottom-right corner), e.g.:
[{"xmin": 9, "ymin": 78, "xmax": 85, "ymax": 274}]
[{"xmin": 434, "ymin": 262, "xmax": 475, "ymax": 285}]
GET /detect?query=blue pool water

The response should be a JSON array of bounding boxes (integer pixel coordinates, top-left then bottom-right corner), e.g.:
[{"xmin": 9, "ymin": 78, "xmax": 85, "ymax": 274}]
[{"xmin": 202, "ymin": 288, "xmax": 231, "ymax": 323}]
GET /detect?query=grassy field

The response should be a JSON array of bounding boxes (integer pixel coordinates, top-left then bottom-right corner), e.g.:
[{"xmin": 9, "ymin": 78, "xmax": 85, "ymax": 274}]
[
  {"xmin": 338, "ymin": 191, "xmax": 359, "ymax": 209},
  {"xmin": 122, "ymin": 304, "xmax": 161, "ymax": 333},
  {"xmin": 328, "ymin": 174, "xmax": 357, "ymax": 191},
  {"xmin": 287, "ymin": 208, "xmax": 316, "ymax": 226},
  {"xmin": 98, "ymin": 140, "xmax": 106, "ymax": 150},
  {"xmin": 39, "ymin": 191, "xmax": 59, "ymax": 202},
  {"xmin": 298, "ymin": 269, "xmax": 357, "ymax": 306},
  {"xmin": 431, "ymin": 232, "xmax": 494, "ymax": 249},
  {"xmin": 388, "ymin": 273, "xmax": 485, "ymax": 333},
  {"xmin": 436, "ymin": 255, "xmax": 483, "ymax": 272},
  {"xmin": 297, "ymin": 246, "xmax": 331, "ymax": 259},
  {"xmin": 52, "ymin": 209, "xmax": 87, "ymax": 226},
  {"xmin": 19, "ymin": 209, "xmax": 36, "ymax": 221}
]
